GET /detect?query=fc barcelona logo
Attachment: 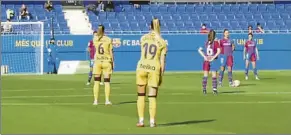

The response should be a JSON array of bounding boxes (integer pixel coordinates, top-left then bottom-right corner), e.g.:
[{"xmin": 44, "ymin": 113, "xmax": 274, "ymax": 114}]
[{"xmin": 112, "ymin": 38, "xmax": 121, "ymax": 48}]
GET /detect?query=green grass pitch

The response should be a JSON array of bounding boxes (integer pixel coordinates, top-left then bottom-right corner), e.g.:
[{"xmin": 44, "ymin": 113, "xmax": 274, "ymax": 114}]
[{"xmin": 2, "ymin": 71, "xmax": 291, "ymax": 134}]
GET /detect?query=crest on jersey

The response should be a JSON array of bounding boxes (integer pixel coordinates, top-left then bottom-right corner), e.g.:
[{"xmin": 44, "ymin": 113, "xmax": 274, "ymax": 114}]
[{"xmin": 112, "ymin": 38, "xmax": 121, "ymax": 48}]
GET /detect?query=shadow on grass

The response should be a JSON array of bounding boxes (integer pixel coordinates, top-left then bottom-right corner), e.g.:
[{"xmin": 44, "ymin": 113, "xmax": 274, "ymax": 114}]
[
  {"xmin": 240, "ymin": 83, "xmax": 257, "ymax": 87},
  {"xmin": 159, "ymin": 119, "xmax": 216, "ymax": 127},
  {"xmin": 220, "ymin": 91, "xmax": 246, "ymax": 94},
  {"xmin": 259, "ymin": 77, "xmax": 276, "ymax": 80}
]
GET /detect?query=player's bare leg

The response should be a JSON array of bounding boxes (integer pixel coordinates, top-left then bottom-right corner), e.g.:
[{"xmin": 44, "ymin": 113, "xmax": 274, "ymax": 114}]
[
  {"xmin": 211, "ymin": 71, "xmax": 218, "ymax": 95},
  {"xmin": 202, "ymin": 71, "xmax": 208, "ymax": 95},
  {"xmin": 86, "ymin": 67, "xmax": 93, "ymax": 85},
  {"xmin": 104, "ymin": 74, "xmax": 112, "ymax": 105},
  {"xmin": 100, "ymin": 74, "xmax": 104, "ymax": 85},
  {"xmin": 93, "ymin": 75, "xmax": 101, "ymax": 105},
  {"xmin": 252, "ymin": 61, "xmax": 259, "ymax": 80},
  {"xmin": 245, "ymin": 60, "xmax": 250, "ymax": 80},
  {"xmin": 218, "ymin": 66, "xmax": 225, "ymax": 87},
  {"xmin": 136, "ymin": 85, "xmax": 146, "ymax": 127},
  {"xmin": 227, "ymin": 66, "xmax": 234, "ymax": 86},
  {"xmin": 148, "ymin": 87, "xmax": 158, "ymax": 128}
]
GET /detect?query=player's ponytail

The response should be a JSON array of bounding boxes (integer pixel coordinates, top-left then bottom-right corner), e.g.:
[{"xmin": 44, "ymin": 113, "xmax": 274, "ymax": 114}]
[
  {"xmin": 208, "ymin": 29, "xmax": 216, "ymax": 44},
  {"xmin": 97, "ymin": 25, "xmax": 105, "ymax": 41},
  {"xmin": 151, "ymin": 18, "xmax": 161, "ymax": 35}
]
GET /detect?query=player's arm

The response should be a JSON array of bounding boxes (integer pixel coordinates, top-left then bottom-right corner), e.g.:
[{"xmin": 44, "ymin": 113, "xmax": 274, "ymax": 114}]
[
  {"xmin": 109, "ymin": 40, "xmax": 114, "ymax": 69},
  {"xmin": 160, "ymin": 47, "xmax": 167, "ymax": 75},
  {"xmin": 210, "ymin": 41, "xmax": 221, "ymax": 61},
  {"xmin": 198, "ymin": 47, "xmax": 207, "ymax": 61},
  {"xmin": 256, "ymin": 46, "xmax": 260, "ymax": 60},
  {"xmin": 232, "ymin": 41, "xmax": 235, "ymax": 51},
  {"xmin": 87, "ymin": 41, "xmax": 91, "ymax": 52},
  {"xmin": 243, "ymin": 43, "xmax": 247, "ymax": 60}
]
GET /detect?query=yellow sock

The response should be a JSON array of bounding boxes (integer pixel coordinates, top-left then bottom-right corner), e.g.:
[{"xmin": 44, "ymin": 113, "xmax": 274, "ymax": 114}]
[
  {"xmin": 104, "ymin": 82, "xmax": 111, "ymax": 102},
  {"xmin": 137, "ymin": 96, "xmax": 145, "ymax": 122},
  {"xmin": 93, "ymin": 81, "xmax": 100, "ymax": 101},
  {"xmin": 149, "ymin": 97, "xmax": 157, "ymax": 123}
]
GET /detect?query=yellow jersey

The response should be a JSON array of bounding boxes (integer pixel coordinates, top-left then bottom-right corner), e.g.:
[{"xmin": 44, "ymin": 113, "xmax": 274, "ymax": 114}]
[
  {"xmin": 137, "ymin": 32, "xmax": 167, "ymax": 73},
  {"xmin": 93, "ymin": 35, "xmax": 113, "ymax": 62}
]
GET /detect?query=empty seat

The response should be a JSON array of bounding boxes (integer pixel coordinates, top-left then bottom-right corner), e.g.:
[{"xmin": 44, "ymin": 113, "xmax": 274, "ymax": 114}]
[
  {"xmin": 107, "ymin": 12, "xmax": 116, "ymax": 20},
  {"xmin": 172, "ymin": 14, "xmax": 181, "ymax": 20},
  {"xmin": 271, "ymin": 13, "xmax": 280, "ymax": 19},
  {"xmin": 249, "ymin": 4, "xmax": 258, "ymax": 13},
  {"xmin": 253, "ymin": 13, "xmax": 262, "ymax": 19},
  {"xmin": 235, "ymin": 14, "xmax": 245, "ymax": 20},
  {"xmin": 276, "ymin": 4, "xmax": 285, "ymax": 12},
  {"xmin": 245, "ymin": 14, "xmax": 253, "ymax": 20},
  {"xmin": 123, "ymin": 5, "xmax": 133, "ymax": 12},
  {"xmin": 176, "ymin": 21, "xmax": 184, "ymax": 27},
  {"xmin": 154, "ymin": 13, "xmax": 162, "ymax": 20},
  {"xmin": 204, "ymin": 6, "xmax": 213, "ymax": 13},
  {"xmin": 184, "ymin": 21, "xmax": 193, "ymax": 27},
  {"xmin": 211, "ymin": 21, "xmax": 220, "ymax": 28},
  {"xmin": 239, "ymin": 21, "xmax": 248, "ymax": 27},
  {"xmin": 218, "ymin": 14, "xmax": 226, "ymax": 20},
  {"xmin": 177, "ymin": 6, "xmax": 186, "ymax": 13},
  {"xmin": 195, "ymin": 6, "xmax": 204, "ymax": 13},
  {"xmin": 231, "ymin": 5, "xmax": 240, "ymax": 12},
  {"xmin": 226, "ymin": 14, "xmax": 235, "ymax": 20},
  {"xmin": 185, "ymin": 6, "xmax": 194, "ymax": 12},
  {"xmin": 275, "ymin": 20, "xmax": 284, "ymax": 26},
  {"xmin": 213, "ymin": 5, "xmax": 222, "ymax": 13},
  {"xmin": 168, "ymin": 6, "xmax": 176, "ymax": 13},
  {"xmin": 208, "ymin": 14, "xmax": 217, "ymax": 21},
  {"xmin": 181, "ymin": 14, "xmax": 190, "ymax": 20},
  {"xmin": 221, "ymin": 21, "xmax": 230, "ymax": 28},
  {"xmin": 141, "ymin": 5, "xmax": 150, "ymax": 12},
  {"xmin": 190, "ymin": 14, "xmax": 199, "ymax": 21},
  {"xmin": 167, "ymin": 21, "xmax": 175, "ymax": 28},
  {"xmin": 266, "ymin": 4, "xmax": 276, "ymax": 12},
  {"xmin": 258, "ymin": 4, "xmax": 267, "ymax": 12},
  {"xmin": 240, "ymin": 5, "xmax": 249, "ymax": 12},
  {"xmin": 230, "ymin": 21, "xmax": 239, "ymax": 27},
  {"xmin": 150, "ymin": 6, "xmax": 159, "ymax": 13},
  {"xmin": 126, "ymin": 15, "xmax": 135, "ymax": 21},
  {"xmin": 135, "ymin": 14, "xmax": 144, "ymax": 20},
  {"xmin": 280, "ymin": 13, "xmax": 290, "ymax": 19},
  {"xmin": 262, "ymin": 13, "xmax": 271, "ymax": 19},
  {"xmin": 111, "ymin": 22, "xmax": 119, "ymax": 29},
  {"xmin": 163, "ymin": 14, "xmax": 172, "ymax": 20},
  {"xmin": 222, "ymin": 6, "xmax": 231, "ymax": 13},
  {"xmin": 159, "ymin": 5, "xmax": 168, "ymax": 13}
]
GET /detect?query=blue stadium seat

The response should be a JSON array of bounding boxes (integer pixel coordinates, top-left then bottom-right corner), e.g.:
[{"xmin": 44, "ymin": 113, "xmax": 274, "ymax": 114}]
[
  {"xmin": 285, "ymin": 4, "xmax": 291, "ymax": 12},
  {"xmin": 221, "ymin": 21, "xmax": 230, "ymax": 28},
  {"xmin": 123, "ymin": 5, "xmax": 133, "ymax": 12},
  {"xmin": 199, "ymin": 14, "xmax": 209, "ymax": 21},
  {"xmin": 168, "ymin": 5, "xmax": 176, "ymax": 13},
  {"xmin": 245, "ymin": 13, "xmax": 253, "ymax": 20},
  {"xmin": 154, "ymin": 13, "xmax": 163, "ymax": 20},
  {"xmin": 139, "ymin": 21, "xmax": 148, "ymax": 28},
  {"xmin": 280, "ymin": 13, "xmax": 290, "ymax": 20},
  {"xmin": 172, "ymin": 14, "xmax": 181, "ymax": 21},
  {"xmin": 126, "ymin": 14, "xmax": 135, "ymax": 21},
  {"xmin": 275, "ymin": 20, "xmax": 284, "ymax": 27},
  {"xmin": 253, "ymin": 13, "xmax": 262, "ymax": 19},
  {"xmin": 167, "ymin": 21, "xmax": 175, "ymax": 28},
  {"xmin": 111, "ymin": 22, "xmax": 119, "ymax": 29},
  {"xmin": 271, "ymin": 13, "xmax": 280, "ymax": 19},
  {"xmin": 266, "ymin": 4, "xmax": 275, "ymax": 12},
  {"xmin": 181, "ymin": 14, "xmax": 190, "ymax": 21},
  {"xmin": 150, "ymin": 5, "xmax": 159, "ymax": 13},
  {"xmin": 285, "ymin": 20, "xmax": 291, "ymax": 27},
  {"xmin": 211, "ymin": 21, "xmax": 220, "ymax": 28},
  {"xmin": 120, "ymin": 22, "xmax": 130, "ymax": 30},
  {"xmin": 222, "ymin": 5, "xmax": 231, "ymax": 13},
  {"xmin": 249, "ymin": 4, "xmax": 258, "ymax": 13},
  {"xmin": 239, "ymin": 21, "xmax": 247, "ymax": 27},
  {"xmin": 184, "ymin": 21, "xmax": 193, "ymax": 28},
  {"xmin": 217, "ymin": 14, "xmax": 226, "ymax": 21},
  {"xmin": 240, "ymin": 5, "xmax": 249, "ymax": 13},
  {"xmin": 190, "ymin": 14, "xmax": 199, "ymax": 21},
  {"xmin": 193, "ymin": 21, "xmax": 202, "ymax": 27},
  {"xmin": 135, "ymin": 14, "xmax": 144, "ymax": 21},
  {"xmin": 102, "ymin": 22, "xmax": 111, "ymax": 29},
  {"xmin": 159, "ymin": 5, "xmax": 168, "ymax": 13},
  {"xmin": 168, "ymin": 27, "xmax": 178, "ymax": 31},
  {"xmin": 141, "ymin": 5, "xmax": 150, "ymax": 12},
  {"xmin": 231, "ymin": 5, "xmax": 240, "ymax": 12},
  {"xmin": 163, "ymin": 13, "xmax": 172, "ymax": 20},
  {"xmin": 107, "ymin": 12, "xmax": 116, "ymax": 20},
  {"xmin": 185, "ymin": 5, "xmax": 194, "ymax": 12},
  {"xmin": 117, "ymin": 15, "xmax": 126, "ymax": 21},
  {"xmin": 204, "ymin": 6, "xmax": 213, "ymax": 13},
  {"xmin": 230, "ymin": 21, "xmax": 239, "ymax": 28},
  {"xmin": 213, "ymin": 5, "xmax": 222, "ymax": 13},
  {"xmin": 209, "ymin": 14, "xmax": 217, "ymax": 21},
  {"xmin": 176, "ymin": 21, "xmax": 184, "ymax": 28},
  {"xmin": 97, "ymin": 12, "xmax": 107, "ymax": 21},
  {"xmin": 276, "ymin": 4, "xmax": 285, "ymax": 12},
  {"xmin": 178, "ymin": 27, "xmax": 188, "ymax": 31},
  {"xmin": 177, "ymin": 6, "xmax": 186, "ymax": 13},
  {"xmin": 195, "ymin": 6, "xmax": 204, "ymax": 13},
  {"xmin": 226, "ymin": 14, "xmax": 235, "ymax": 20},
  {"xmin": 262, "ymin": 13, "xmax": 271, "ymax": 20},
  {"xmin": 144, "ymin": 14, "xmax": 153, "ymax": 22}
]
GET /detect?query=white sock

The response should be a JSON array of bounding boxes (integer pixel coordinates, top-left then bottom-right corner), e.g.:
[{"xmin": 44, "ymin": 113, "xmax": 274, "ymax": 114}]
[
  {"xmin": 139, "ymin": 117, "xmax": 144, "ymax": 123},
  {"xmin": 150, "ymin": 119, "xmax": 155, "ymax": 124}
]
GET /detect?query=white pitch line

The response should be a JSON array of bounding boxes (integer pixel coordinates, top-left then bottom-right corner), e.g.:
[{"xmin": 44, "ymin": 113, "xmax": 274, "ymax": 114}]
[
  {"xmin": 2, "ymin": 92, "xmax": 291, "ymax": 99},
  {"xmin": 2, "ymin": 101, "xmax": 291, "ymax": 106}
]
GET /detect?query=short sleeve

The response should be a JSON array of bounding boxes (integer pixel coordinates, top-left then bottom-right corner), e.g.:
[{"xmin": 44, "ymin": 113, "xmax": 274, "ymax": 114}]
[
  {"xmin": 161, "ymin": 39, "xmax": 168, "ymax": 56},
  {"xmin": 109, "ymin": 38, "xmax": 113, "ymax": 50}
]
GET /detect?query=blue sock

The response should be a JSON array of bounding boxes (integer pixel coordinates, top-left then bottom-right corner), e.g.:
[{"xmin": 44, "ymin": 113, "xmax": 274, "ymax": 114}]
[
  {"xmin": 219, "ymin": 70, "xmax": 224, "ymax": 83},
  {"xmin": 245, "ymin": 68, "xmax": 249, "ymax": 76},
  {"xmin": 202, "ymin": 76, "xmax": 208, "ymax": 91},
  {"xmin": 88, "ymin": 71, "xmax": 93, "ymax": 82},
  {"xmin": 253, "ymin": 68, "xmax": 258, "ymax": 76},
  {"xmin": 228, "ymin": 71, "xmax": 233, "ymax": 83}
]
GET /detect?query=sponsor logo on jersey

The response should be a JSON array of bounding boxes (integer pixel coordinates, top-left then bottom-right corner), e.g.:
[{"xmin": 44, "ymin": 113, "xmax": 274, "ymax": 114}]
[{"xmin": 139, "ymin": 63, "xmax": 156, "ymax": 71}]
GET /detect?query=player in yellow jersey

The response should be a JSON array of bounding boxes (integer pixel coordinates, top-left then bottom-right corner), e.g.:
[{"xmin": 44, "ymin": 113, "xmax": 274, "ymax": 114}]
[
  {"xmin": 92, "ymin": 25, "xmax": 114, "ymax": 105},
  {"xmin": 136, "ymin": 18, "xmax": 167, "ymax": 127}
]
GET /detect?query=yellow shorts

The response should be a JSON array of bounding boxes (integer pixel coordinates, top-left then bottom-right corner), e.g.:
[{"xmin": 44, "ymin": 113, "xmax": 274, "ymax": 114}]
[
  {"xmin": 93, "ymin": 62, "xmax": 112, "ymax": 75},
  {"xmin": 136, "ymin": 70, "xmax": 161, "ymax": 88}
]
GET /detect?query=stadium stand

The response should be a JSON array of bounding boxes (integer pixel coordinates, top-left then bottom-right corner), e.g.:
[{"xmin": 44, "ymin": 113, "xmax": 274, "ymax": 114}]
[
  {"xmin": 87, "ymin": 3, "xmax": 291, "ymax": 32},
  {"xmin": 2, "ymin": 1, "xmax": 291, "ymax": 34}
]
